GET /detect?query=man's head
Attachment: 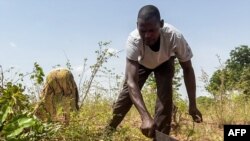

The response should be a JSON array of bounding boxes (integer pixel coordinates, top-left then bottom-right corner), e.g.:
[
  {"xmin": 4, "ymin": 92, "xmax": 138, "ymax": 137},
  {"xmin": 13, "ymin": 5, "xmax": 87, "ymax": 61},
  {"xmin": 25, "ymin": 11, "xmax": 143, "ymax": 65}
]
[{"xmin": 137, "ymin": 5, "xmax": 164, "ymax": 46}]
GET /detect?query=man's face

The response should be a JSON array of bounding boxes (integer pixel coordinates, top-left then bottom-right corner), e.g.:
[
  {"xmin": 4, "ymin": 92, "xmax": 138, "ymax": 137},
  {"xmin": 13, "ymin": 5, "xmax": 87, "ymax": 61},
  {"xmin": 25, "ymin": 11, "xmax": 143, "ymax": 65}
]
[{"xmin": 137, "ymin": 18, "xmax": 162, "ymax": 46}]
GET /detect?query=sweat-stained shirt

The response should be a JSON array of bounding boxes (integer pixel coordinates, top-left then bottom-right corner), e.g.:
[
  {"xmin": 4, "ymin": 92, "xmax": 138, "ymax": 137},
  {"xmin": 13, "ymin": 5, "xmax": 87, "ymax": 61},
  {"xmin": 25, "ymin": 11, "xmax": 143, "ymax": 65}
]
[{"xmin": 126, "ymin": 23, "xmax": 193, "ymax": 69}]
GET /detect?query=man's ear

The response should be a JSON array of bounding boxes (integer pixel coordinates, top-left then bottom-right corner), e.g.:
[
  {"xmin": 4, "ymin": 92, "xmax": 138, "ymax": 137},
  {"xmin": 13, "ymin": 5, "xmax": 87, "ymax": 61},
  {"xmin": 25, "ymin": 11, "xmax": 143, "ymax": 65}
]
[
  {"xmin": 136, "ymin": 22, "xmax": 139, "ymax": 28},
  {"xmin": 160, "ymin": 19, "xmax": 164, "ymax": 28}
]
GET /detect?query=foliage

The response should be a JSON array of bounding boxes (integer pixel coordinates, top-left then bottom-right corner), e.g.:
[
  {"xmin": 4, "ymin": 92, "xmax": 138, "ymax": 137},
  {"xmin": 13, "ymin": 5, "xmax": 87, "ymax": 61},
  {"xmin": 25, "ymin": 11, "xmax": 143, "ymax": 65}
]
[
  {"xmin": 3, "ymin": 41, "xmax": 122, "ymax": 141},
  {"xmin": 78, "ymin": 41, "xmax": 120, "ymax": 106},
  {"xmin": 202, "ymin": 45, "xmax": 250, "ymax": 128},
  {"xmin": 2, "ymin": 43, "xmax": 250, "ymax": 141},
  {"xmin": 196, "ymin": 96, "xmax": 214, "ymax": 108},
  {"xmin": 30, "ymin": 62, "xmax": 45, "ymax": 85},
  {"xmin": 0, "ymin": 82, "xmax": 58, "ymax": 141},
  {"xmin": 226, "ymin": 45, "xmax": 250, "ymax": 72},
  {"xmin": 0, "ymin": 64, "xmax": 59, "ymax": 141},
  {"xmin": 206, "ymin": 45, "xmax": 250, "ymax": 97},
  {"xmin": 226, "ymin": 45, "xmax": 250, "ymax": 96}
]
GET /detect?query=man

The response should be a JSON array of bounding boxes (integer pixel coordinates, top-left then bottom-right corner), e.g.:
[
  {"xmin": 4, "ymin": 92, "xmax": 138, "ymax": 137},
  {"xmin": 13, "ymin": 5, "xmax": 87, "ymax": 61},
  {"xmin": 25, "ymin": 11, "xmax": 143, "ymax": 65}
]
[{"xmin": 107, "ymin": 5, "xmax": 202, "ymax": 138}]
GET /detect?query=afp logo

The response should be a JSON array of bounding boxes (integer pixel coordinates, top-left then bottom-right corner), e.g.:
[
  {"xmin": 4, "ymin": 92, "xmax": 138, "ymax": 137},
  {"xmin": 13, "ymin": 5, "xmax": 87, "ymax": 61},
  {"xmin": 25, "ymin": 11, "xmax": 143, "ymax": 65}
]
[{"xmin": 224, "ymin": 125, "xmax": 250, "ymax": 141}]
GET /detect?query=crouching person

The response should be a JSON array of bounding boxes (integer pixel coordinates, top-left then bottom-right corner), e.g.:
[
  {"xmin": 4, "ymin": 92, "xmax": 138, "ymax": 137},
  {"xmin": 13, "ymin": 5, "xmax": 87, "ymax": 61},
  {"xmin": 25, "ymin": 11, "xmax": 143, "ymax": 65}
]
[{"xmin": 36, "ymin": 68, "xmax": 79, "ymax": 125}]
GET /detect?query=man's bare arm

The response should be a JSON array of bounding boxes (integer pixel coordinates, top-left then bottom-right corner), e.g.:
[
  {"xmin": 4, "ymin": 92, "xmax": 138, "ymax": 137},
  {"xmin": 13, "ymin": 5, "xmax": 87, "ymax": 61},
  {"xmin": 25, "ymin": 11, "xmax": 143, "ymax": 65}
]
[
  {"xmin": 126, "ymin": 58, "xmax": 151, "ymax": 120},
  {"xmin": 126, "ymin": 58, "xmax": 154, "ymax": 137},
  {"xmin": 180, "ymin": 60, "xmax": 196, "ymax": 106},
  {"xmin": 180, "ymin": 60, "xmax": 202, "ymax": 122}
]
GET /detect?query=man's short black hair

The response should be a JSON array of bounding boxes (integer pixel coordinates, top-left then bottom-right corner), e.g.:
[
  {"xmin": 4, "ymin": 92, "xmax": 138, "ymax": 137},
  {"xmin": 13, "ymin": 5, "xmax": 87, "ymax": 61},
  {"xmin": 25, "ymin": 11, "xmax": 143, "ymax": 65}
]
[{"xmin": 137, "ymin": 5, "xmax": 161, "ymax": 21}]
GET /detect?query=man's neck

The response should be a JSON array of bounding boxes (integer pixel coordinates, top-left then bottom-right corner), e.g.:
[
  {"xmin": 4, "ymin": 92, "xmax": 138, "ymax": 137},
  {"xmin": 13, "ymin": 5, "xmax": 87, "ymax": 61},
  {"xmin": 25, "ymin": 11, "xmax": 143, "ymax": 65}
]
[{"xmin": 149, "ymin": 37, "xmax": 160, "ymax": 52}]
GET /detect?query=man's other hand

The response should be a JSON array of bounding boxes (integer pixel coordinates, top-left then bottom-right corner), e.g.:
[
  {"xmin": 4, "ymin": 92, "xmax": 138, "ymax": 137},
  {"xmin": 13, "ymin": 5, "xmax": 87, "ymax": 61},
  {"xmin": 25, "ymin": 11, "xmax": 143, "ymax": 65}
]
[{"xmin": 189, "ymin": 106, "xmax": 203, "ymax": 123}]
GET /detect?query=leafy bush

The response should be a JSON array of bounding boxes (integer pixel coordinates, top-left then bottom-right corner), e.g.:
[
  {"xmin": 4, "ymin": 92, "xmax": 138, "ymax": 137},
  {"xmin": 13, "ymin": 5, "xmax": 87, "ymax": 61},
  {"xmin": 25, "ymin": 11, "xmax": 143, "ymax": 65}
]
[{"xmin": 0, "ymin": 82, "xmax": 59, "ymax": 141}]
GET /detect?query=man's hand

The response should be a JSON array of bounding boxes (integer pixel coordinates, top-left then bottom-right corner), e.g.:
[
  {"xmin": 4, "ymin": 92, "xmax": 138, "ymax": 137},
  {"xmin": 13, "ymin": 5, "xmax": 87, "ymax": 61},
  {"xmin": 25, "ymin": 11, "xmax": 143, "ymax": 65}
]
[
  {"xmin": 140, "ymin": 117, "xmax": 155, "ymax": 138},
  {"xmin": 189, "ymin": 106, "xmax": 203, "ymax": 123}
]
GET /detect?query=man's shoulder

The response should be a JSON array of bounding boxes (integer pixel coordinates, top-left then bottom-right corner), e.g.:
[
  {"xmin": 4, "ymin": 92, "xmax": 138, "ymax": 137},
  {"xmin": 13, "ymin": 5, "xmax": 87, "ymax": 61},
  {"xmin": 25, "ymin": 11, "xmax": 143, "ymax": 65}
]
[
  {"xmin": 161, "ymin": 23, "xmax": 183, "ymax": 37},
  {"xmin": 129, "ymin": 29, "xmax": 141, "ymax": 40}
]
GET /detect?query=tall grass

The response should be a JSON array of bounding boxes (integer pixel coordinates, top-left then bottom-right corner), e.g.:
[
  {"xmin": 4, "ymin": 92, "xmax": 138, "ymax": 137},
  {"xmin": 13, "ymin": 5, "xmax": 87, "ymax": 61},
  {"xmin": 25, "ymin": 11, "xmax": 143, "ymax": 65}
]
[{"xmin": 1, "ymin": 43, "xmax": 249, "ymax": 141}]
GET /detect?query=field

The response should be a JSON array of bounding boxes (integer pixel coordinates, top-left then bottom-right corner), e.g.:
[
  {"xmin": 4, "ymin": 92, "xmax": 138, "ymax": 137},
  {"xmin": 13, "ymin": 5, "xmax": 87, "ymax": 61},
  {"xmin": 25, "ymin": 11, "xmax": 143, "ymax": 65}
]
[{"xmin": 1, "ymin": 45, "xmax": 249, "ymax": 141}]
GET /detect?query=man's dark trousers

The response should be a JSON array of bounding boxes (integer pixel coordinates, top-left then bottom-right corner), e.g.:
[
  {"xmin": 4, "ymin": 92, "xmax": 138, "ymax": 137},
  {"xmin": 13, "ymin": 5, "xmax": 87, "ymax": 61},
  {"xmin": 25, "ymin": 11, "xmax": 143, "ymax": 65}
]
[{"xmin": 109, "ymin": 57, "xmax": 175, "ymax": 135}]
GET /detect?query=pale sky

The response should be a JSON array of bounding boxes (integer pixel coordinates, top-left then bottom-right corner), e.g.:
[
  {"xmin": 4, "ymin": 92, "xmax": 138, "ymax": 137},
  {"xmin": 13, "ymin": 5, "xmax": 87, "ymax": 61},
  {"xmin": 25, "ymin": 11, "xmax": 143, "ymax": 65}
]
[{"xmin": 0, "ymin": 0, "xmax": 249, "ymax": 97}]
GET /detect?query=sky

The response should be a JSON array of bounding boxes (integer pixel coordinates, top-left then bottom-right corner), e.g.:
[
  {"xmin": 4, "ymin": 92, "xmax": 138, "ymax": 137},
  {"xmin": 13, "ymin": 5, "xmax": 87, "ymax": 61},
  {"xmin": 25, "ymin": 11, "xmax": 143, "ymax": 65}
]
[{"xmin": 0, "ymin": 0, "xmax": 249, "ymax": 97}]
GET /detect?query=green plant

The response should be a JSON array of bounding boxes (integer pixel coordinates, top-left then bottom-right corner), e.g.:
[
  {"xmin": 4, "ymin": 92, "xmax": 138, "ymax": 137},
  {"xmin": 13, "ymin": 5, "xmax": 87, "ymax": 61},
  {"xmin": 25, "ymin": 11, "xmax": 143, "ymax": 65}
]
[
  {"xmin": 0, "ymin": 82, "xmax": 58, "ymax": 141},
  {"xmin": 0, "ymin": 64, "xmax": 59, "ymax": 141}
]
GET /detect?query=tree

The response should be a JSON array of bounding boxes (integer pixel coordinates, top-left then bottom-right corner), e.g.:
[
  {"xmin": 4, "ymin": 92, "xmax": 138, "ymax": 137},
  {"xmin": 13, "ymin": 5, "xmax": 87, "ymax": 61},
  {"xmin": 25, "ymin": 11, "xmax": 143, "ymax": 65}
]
[
  {"xmin": 226, "ymin": 45, "xmax": 250, "ymax": 96},
  {"xmin": 207, "ymin": 45, "xmax": 250, "ymax": 97}
]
